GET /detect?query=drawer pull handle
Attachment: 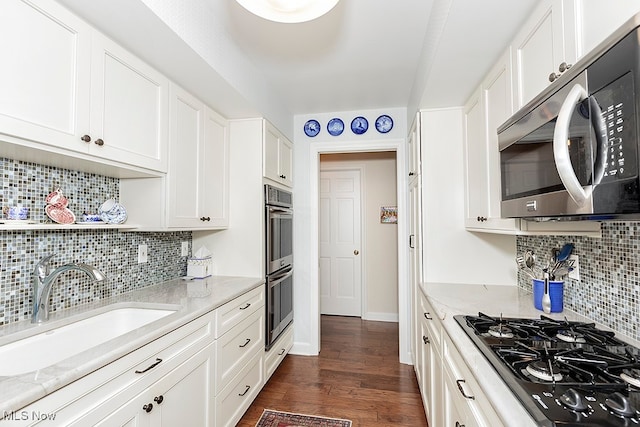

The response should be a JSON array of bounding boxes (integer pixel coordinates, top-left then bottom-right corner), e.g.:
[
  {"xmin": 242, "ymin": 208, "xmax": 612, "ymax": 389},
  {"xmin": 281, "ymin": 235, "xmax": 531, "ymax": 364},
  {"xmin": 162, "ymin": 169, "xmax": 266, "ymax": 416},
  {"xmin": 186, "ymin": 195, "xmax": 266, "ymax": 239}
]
[
  {"xmin": 424, "ymin": 312, "xmax": 432, "ymax": 320},
  {"xmin": 238, "ymin": 385, "xmax": 250, "ymax": 396},
  {"xmin": 135, "ymin": 358, "xmax": 163, "ymax": 374},
  {"xmin": 422, "ymin": 335, "xmax": 430, "ymax": 344},
  {"xmin": 456, "ymin": 379, "xmax": 475, "ymax": 400},
  {"xmin": 239, "ymin": 303, "xmax": 251, "ymax": 310},
  {"xmin": 239, "ymin": 338, "xmax": 251, "ymax": 348},
  {"xmin": 143, "ymin": 403, "xmax": 153, "ymax": 413},
  {"xmin": 455, "ymin": 422, "xmax": 465, "ymax": 427},
  {"xmin": 278, "ymin": 348, "xmax": 286, "ymax": 355},
  {"xmin": 154, "ymin": 395, "xmax": 164, "ymax": 405}
]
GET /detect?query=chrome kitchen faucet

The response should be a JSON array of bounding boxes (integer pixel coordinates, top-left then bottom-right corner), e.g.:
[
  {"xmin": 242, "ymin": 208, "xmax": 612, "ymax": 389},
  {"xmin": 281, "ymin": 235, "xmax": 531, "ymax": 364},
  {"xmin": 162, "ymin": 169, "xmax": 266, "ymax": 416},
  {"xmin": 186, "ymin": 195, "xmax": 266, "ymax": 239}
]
[{"xmin": 32, "ymin": 254, "xmax": 107, "ymax": 323}]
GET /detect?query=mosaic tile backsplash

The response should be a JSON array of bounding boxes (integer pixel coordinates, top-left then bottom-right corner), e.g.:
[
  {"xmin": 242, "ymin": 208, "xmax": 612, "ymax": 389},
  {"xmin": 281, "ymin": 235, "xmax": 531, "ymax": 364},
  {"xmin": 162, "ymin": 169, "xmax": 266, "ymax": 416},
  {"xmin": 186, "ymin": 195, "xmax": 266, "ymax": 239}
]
[
  {"xmin": 517, "ymin": 221, "xmax": 640, "ymax": 342},
  {"xmin": 0, "ymin": 158, "xmax": 191, "ymax": 326}
]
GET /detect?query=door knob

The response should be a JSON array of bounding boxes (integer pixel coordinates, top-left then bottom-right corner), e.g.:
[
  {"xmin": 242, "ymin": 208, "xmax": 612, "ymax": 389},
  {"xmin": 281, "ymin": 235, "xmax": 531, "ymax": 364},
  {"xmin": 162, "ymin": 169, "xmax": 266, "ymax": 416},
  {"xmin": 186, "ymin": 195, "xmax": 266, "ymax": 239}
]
[{"xmin": 354, "ymin": 250, "xmax": 359, "ymax": 255}]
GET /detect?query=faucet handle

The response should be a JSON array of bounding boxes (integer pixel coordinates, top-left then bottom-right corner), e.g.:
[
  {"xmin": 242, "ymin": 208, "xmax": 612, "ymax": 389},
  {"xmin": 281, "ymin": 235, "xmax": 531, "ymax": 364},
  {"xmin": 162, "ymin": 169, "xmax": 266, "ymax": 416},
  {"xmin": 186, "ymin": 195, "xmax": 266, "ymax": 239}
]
[{"xmin": 35, "ymin": 254, "xmax": 56, "ymax": 279}]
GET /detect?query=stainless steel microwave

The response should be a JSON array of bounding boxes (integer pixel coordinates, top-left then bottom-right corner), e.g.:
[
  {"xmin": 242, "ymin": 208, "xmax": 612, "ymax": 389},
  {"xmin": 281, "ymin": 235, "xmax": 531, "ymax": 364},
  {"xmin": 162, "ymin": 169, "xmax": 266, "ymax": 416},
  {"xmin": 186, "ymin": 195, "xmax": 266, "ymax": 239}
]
[{"xmin": 498, "ymin": 15, "xmax": 640, "ymax": 220}]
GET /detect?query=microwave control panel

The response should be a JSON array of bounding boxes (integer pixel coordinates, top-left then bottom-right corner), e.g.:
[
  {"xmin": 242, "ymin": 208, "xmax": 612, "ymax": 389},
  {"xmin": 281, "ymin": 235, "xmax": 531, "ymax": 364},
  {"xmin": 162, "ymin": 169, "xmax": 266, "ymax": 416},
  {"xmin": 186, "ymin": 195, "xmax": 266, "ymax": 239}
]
[{"xmin": 594, "ymin": 71, "xmax": 637, "ymax": 183}]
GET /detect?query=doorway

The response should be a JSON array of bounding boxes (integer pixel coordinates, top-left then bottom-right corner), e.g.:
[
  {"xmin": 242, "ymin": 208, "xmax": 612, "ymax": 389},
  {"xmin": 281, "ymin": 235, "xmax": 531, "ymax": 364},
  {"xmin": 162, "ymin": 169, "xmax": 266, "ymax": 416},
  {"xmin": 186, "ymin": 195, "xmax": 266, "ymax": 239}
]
[{"xmin": 319, "ymin": 151, "xmax": 398, "ymax": 322}]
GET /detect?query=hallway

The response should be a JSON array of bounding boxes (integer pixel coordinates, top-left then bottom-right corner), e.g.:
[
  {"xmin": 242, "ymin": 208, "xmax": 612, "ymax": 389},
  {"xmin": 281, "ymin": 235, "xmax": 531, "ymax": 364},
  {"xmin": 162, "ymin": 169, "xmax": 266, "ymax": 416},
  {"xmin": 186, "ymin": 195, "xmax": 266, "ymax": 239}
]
[{"xmin": 237, "ymin": 316, "xmax": 428, "ymax": 426}]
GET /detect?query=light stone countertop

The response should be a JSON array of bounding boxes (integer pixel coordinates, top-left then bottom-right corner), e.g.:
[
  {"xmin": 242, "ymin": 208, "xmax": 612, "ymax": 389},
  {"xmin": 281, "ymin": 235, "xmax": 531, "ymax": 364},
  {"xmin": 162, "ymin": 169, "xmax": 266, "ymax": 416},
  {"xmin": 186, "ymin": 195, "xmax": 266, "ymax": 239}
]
[
  {"xmin": 421, "ymin": 282, "xmax": 640, "ymax": 427},
  {"xmin": 0, "ymin": 275, "xmax": 264, "ymax": 415}
]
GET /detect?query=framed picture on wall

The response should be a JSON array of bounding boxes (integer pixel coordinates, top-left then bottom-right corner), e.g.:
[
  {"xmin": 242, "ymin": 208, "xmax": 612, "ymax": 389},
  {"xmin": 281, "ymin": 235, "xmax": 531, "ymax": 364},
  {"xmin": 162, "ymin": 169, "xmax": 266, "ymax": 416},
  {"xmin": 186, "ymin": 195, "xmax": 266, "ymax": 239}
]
[{"xmin": 380, "ymin": 206, "xmax": 397, "ymax": 224}]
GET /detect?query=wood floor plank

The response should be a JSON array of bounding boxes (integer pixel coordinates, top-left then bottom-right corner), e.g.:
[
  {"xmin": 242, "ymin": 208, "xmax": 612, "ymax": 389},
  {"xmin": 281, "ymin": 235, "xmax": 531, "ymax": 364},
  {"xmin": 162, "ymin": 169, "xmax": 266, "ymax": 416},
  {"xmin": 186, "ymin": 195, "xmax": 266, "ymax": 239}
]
[{"xmin": 237, "ymin": 315, "xmax": 428, "ymax": 427}]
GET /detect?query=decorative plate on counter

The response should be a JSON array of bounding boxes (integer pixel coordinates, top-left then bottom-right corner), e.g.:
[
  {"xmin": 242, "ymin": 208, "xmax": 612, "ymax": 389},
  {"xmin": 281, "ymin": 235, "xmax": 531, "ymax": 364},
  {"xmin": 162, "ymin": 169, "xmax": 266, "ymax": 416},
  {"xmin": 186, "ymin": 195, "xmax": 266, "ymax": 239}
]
[
  {"xmin": 375, "ymin": 115, "xmax": 394, "ymax": 133},
  {"xmin": 327, "ymin": 118, "xmax": 344, "ymax": 136},
  {"xmin": 304, "ymin": 119, "xmax": 321, "ymax": 137},
  {"xmin": 350, "ymin": 116, "xmax": 368, "ymax": 135}
]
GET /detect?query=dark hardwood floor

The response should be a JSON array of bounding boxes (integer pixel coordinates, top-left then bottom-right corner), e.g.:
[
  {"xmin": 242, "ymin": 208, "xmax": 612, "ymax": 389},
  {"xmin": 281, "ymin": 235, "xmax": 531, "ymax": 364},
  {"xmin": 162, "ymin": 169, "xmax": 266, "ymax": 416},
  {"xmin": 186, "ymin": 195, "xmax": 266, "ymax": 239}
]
[{"xmin": 237, "ymin": 315, "xmax": 428, "ymax": 426}]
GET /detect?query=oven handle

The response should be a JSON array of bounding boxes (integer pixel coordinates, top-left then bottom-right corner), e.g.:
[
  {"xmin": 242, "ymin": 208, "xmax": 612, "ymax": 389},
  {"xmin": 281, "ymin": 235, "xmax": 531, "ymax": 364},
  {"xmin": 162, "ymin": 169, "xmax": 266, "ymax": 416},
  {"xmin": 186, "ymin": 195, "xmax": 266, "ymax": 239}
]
[
  {"xmin": 553, "ymin": 83, "xmax": 607, "ymax": 206},
  {"xmin": 268, "ymin": 266, "xmax": 293, "ymax": 283},
  {"xmin": 268, "ymin": 206, "xmax": 293, "ymax": 216}
]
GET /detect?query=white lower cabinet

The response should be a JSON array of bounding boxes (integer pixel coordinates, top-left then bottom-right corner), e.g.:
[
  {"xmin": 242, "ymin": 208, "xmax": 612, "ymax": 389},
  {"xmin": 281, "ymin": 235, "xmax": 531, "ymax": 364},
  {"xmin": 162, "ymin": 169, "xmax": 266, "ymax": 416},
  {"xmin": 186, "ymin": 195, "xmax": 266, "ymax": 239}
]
[
  {"xmin": 13, "ymin": 286, "xmax": 269, "ymax": 427},
  {"xmin": 264, "ymin": 325, "xmax": 293, "ymax": 382},
  {"xmin": 415, "ymin": 289, "xmax": 503, "ymax": 427}
]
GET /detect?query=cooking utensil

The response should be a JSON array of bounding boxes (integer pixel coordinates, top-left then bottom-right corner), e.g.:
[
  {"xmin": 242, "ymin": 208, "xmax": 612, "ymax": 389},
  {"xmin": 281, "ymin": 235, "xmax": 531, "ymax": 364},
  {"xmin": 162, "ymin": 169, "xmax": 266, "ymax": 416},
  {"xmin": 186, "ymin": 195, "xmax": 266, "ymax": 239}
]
[
  {"xmin": 516, "ymin": 255, "xmax": 537, "ymax": 279},
  {"xmin": 556, "ymin": 243, "xmax": 574, "ymax": 262},
  {"xmin": 542, "ymin": 271, "xmax": 551, "ymax": 314}
]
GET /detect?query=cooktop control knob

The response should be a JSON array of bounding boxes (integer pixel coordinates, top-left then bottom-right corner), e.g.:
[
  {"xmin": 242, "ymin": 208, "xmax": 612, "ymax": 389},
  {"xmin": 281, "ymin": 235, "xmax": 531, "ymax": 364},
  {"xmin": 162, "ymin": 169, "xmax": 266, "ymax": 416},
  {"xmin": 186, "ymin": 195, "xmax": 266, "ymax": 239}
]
[
  {"xmin": 559, "ymin": 388, "xmax": 588, "ymax": 412},
  {"xmin": 605, "ymin": 392, "xmax": 638, "ymax": 417}
]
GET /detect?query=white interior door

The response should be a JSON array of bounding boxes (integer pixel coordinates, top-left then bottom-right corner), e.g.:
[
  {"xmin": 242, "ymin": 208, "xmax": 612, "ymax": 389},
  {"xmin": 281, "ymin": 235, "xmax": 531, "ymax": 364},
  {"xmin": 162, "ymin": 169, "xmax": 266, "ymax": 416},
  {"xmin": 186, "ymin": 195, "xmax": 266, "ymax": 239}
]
[{"xmin": 319, "ymin": 169, "xmax": 362, "ymax": 316}]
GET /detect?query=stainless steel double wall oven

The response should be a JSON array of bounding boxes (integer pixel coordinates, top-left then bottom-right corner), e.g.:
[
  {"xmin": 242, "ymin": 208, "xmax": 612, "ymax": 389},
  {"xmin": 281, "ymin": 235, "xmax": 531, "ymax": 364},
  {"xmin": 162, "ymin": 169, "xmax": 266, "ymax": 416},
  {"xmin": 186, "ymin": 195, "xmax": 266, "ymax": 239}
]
[{"xmin": 264, "ymin": 184, "xmax": 293, "ymax": 350}]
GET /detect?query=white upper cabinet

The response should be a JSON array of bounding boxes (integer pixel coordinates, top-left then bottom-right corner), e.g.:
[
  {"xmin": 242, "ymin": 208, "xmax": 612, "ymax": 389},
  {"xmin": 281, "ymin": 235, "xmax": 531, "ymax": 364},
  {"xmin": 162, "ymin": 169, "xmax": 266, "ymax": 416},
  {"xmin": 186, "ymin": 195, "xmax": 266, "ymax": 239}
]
[
  {"xmin": 580, "ymin": 1, "xmax": 640, "ymax": 54},
  {"xmin": 88, "ymin": 32, "xmax": 169, "ymax": 172},
  {"xmin": 511, "ymin": 0, "xmax": 580, "ymax": 110},
  {"xmin": 0, "ymin": 0, "xmax": 168, "ymax": 174},
  {"xmin": 167, "ymin": 84, "xmax": 229, "ymax": 229},
  {"xmin": 263, "ymin": 122, "xmax": 293, "ymax": 188},
  {"xmin": 0, "ymin": 0, "xmax": 91, "ymax": 148},
  {"xmin": 408, "ymin": 113, "xmax": 421, "ymax": 184}
]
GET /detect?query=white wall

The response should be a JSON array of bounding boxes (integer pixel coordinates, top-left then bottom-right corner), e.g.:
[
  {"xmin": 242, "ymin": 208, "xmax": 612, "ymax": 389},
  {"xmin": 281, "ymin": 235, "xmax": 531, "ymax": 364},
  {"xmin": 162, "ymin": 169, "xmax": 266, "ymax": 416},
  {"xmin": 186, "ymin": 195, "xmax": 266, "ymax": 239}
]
[
  {"xmin": 579, "ymin": 0, "xmax": 640, "ymax": 55},
  {"xmin": 420, "ymin": 108, "xmax": 516, "ymax": 285},
  {"xmin": 320, "ymin": 152, "xmax": 398, "ymax": 321}
]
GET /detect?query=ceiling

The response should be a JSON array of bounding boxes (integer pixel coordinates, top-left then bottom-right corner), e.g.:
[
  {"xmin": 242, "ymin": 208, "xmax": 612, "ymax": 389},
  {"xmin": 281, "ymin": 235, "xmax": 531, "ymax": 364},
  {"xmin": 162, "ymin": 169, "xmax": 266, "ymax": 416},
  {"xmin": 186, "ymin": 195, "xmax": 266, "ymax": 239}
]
[
  {"xmin": 58, "ymin": 0, "xmax": 539, "ymax": 131},
  {"xmin": 223, "ymin": 0, "xmax": 539, "ymax": 114}
]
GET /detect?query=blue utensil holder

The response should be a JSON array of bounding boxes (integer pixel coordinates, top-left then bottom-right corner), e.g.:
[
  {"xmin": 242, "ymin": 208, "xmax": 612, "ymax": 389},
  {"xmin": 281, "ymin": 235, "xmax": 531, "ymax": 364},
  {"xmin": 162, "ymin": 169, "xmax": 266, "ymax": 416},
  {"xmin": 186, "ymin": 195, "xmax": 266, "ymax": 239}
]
[{"xmin": 533, "ymin": 279, "xmax": 564, "ymax": 313}]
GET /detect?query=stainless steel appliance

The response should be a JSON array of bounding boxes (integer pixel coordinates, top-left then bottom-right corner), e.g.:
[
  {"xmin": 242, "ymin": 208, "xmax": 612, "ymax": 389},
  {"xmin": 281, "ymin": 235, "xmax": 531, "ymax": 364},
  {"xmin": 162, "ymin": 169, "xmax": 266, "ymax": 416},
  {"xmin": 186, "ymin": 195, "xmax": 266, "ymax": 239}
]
[
  {"xmin": 498, "ymin": 15, "xmax": 640, "ymax": 220},
  {"xmin": 456, "ymin": 313, "xmax": 640, "ymax": 426},
  {"xmin": 265, "ymin": 184, "xmax": 293, "ymax": 349}
]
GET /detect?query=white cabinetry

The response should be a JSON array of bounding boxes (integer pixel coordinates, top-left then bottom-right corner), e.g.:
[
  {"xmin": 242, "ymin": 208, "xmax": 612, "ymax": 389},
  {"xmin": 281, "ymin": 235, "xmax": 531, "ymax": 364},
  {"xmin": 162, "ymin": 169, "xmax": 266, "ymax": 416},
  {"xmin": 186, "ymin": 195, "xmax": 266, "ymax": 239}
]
[
  {"xmin": 463, "ymin": 51, "xmax": 519, "ymax": 232},
  {"xmin": 263, "ymin": 122, "xmax": 293, "ymax": 188},
  {"xmin": 408, "ymin": 114, "xmax": 421, "ymax": 184},
  {"xmin": 264, "ymin": 325, "xmax": 293, "ymax": 381},
  {"xmin": 120, "ymin": 85, "xmax": 229, "ymax": 231},
  {"xmin": 511, "ymin": 0, "xmax": 580, "ymax": 110},
  {"xmin": 415, "ymin": 289, "xmax": 503, "ymax": 427},
  {"xmin": 167, "ymin": 84, "xmax": 229, "ymax": 229},
  {"xmin": 0, "ymin": 0, "xmax": 168, "ymax": 174}
]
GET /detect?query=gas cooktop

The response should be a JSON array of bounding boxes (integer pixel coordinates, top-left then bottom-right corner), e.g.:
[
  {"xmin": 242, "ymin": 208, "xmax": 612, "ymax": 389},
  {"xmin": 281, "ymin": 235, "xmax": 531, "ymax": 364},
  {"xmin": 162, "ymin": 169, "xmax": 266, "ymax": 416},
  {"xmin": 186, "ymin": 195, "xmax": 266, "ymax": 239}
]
[{"xmin": 455, "ymin": 313, "xmax": 640, "ymax": 427}]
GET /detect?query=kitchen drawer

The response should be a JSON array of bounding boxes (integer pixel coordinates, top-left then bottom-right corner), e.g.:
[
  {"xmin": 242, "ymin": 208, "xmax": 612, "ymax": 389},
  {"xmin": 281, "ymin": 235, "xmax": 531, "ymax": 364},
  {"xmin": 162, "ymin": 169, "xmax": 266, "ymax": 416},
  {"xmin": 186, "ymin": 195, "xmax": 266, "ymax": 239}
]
[
  {"xmin": 215, "ymin": 308, "xmax": 264, "ymax": 393},
  {"xmin": 419, "ymin": 289, "xmax": 442, "ymax": 352},
  {"xmin": 215, "ymin": 350, "xmax": 264, "ymax": 427},
  {"xmin": 214, "ymin": 285, "xmax": 264, "ymax": 338},
  {"xmin": 264, "ymin": 323, "xmax": 293, "ymax": 381},
  {"xmin": 16, "ymin": 311, "xmax": 214, "ymax": 426},
  {"xmin": 443, "ymin": 334, "xmax": 505, "ymax": 427}
]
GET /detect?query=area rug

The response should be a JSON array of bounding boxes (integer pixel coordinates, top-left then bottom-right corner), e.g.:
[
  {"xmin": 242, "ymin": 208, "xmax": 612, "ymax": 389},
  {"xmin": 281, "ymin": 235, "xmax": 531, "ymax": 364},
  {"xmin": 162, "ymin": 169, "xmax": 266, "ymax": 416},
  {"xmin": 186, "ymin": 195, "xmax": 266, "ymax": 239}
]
[{"xmin": 255, "ymin": 409, "xmax": 352, "ymax": 427}]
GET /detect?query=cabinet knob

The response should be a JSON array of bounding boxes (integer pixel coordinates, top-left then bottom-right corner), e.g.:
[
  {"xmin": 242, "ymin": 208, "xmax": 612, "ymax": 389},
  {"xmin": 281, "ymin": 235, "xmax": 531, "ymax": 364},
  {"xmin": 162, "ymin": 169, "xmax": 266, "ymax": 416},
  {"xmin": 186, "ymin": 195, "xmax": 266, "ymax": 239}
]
[
  {"xmin": 409, "ymin": 172, "xmax": 415, "ymax": 176},
  {"xmin": 143, "ymin": 403, "xmax": 153, "ymax": 413},
  {"xmin": 200, "ymin": 216, "xmax": 211, "ymax": 221},
  {"xmin": 94, "ymin": 138, "xmax": 104, "ymax": 146},
  {"xmin": 549, "ymin": 72, "xmax": 559, "ymax": 82},
  {"xmin": 455, "ymin": 422, "xmax": 466, "ymax": 427},
  {"xmin": 154, "ymin": 395, "xmax": 164, "ymax": 405},
  {"xmin": 476, "ymin": 216, "xmax": 487, "ymax": 222},
  {"xmin": 280, "ymin": 174, "xmax": 286, "ymax": 179},
  {"xmin": 80, "ymin": 135, "xmax": 91, "ymax": 143},
  {"xmin": 558, "ymin": 62, "xmax": 572, "ymax": 73},
  {"xmin": 422, "ymin": 335, "xmax": 430, "ymax": 344}
]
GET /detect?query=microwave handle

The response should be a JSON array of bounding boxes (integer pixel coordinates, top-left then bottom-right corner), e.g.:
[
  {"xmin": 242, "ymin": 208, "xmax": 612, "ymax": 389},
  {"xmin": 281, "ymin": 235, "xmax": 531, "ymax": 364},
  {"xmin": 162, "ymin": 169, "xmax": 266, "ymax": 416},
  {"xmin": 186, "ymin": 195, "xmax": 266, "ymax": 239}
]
[{"xmin": 553, "ymin": 83, "xmax": 591, "ymax": 206}]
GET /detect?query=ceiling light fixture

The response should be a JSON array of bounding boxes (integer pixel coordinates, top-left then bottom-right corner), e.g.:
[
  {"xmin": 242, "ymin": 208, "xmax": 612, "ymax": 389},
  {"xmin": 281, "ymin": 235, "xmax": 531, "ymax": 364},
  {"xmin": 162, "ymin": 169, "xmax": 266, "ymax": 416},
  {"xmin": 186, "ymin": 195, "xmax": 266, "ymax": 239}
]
[{"xmin": 235, "ymin": 0, "xmax": 339, "ymax": 23}]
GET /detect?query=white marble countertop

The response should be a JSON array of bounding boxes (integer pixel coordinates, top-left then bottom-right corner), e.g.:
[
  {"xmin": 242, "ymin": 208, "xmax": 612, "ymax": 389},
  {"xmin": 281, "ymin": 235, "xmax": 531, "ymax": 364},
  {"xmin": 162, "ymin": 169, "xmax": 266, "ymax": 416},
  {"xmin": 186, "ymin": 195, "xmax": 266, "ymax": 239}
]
[
  {"xmin": 0, "ymin": 275, "xmax": 263, "ymax": 414},
  {"xmin": 421, "ymin": 282, "xmax": 640, "ymax": 427}
]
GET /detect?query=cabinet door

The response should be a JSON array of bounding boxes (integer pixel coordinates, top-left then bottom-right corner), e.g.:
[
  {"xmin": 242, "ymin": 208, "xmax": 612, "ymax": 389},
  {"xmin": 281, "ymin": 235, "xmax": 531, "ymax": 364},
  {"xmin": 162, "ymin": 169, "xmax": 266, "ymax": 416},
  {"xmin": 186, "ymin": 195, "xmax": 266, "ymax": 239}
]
[
  {"xmin": 512, "ymin": 0, "xmax": 578, "ymax": 109},
  {"xmin": 201, "ymin": 107, "xmax": 230, "ymax": 227},
  {"xmin": 279, "ymin": 137, "xmax": 293, "ymax": 187},
  {"xmin": 93, "ymin": 389, "xmax": 154, "ymax": 427},
  {"xmin": 408, "ymin": 114, "xmax": 421, "ymax": 183},
  {"xmin": 463, "ymin": 91, "xmax": 489, "ymax": 227},
  {"xmin": 0, "ymin": 0, "xmax": 91, "ymax": 150},
  {"xmin": 168, "ymin": 84, "xmax": 204, "ymax": 228},
  {"xmin": 263, "ymin": 125, "xmax": 280, "ymax": 182},
  {"xmin": 89, "ymin": 32, "xmax": 168, "ymax": 172}
]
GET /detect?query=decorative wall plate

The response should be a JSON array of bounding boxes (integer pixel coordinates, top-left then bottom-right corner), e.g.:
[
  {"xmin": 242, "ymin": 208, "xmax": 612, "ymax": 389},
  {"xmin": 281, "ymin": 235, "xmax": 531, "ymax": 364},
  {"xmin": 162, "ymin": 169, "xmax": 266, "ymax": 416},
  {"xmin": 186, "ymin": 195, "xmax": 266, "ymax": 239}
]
[
  {"xmin": 327, "ymin": 118, "xmax": 344, "ymax": 136},
  {"xmin": 45, "ymin": 205, "xmax": 75, "ymax": 224},
  {"xmin": 350, "ymin": 116, "xmax": 368, "ymax": 135},
  {"xmin": 375, "ymin": 115, "xmax": 394, "ymax": 133},
  {"xmin": 304, "ymin": 119, "xmax": 321, "ymax": 137}
]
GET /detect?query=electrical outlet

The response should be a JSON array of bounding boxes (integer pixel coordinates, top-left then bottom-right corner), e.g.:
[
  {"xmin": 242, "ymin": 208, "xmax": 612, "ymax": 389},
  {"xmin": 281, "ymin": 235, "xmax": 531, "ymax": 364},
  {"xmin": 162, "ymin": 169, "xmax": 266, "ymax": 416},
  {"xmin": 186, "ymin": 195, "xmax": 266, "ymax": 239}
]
[
  {"xmin": 138, "ymin": 244, "xmax": 148, "ymax": 264},
  {"xmin": 568, "ymin": 254, "xmax": 579, "ymax": 280},
  {"xmin": 181, "ymin": 241, "xmax": 189, "ymax": 257}
]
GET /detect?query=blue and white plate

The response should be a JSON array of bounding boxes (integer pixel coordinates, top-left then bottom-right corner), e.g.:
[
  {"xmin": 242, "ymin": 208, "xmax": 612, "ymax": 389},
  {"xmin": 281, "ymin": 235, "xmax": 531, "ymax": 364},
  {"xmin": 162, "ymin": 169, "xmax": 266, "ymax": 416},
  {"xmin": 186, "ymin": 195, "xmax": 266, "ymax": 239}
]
[
  {"xmin": 327, "ymin": 118, "xmax": 344, "ymax": 136},
  {"xmin": 350, "ymin": 117, "xmax": 368, "ymax": 135},
  {"xmin": 375, "ymin": 115, "xmax": 394, "ymax": 133},
  {"xmin": 304, "ymin": 119, "xmax": 321, "ymax": 137}
]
